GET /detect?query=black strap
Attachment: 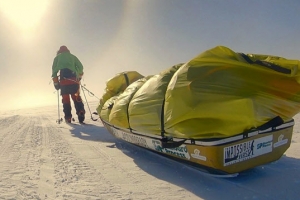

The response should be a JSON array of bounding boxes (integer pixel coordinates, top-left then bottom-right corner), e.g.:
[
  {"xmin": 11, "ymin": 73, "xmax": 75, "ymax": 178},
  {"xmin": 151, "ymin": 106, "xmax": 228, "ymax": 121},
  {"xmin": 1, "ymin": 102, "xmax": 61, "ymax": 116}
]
[
  {"xmin": 239, "ymin": 53, "xmax": 291, "ymax": 75},
  {"xmin": 159, "ymin": 99, "xmax": 186, "ymax": 148},
  {"xmin": 122, "ymin": 72, "xmax": 132, "ymax": 130},
  {"xmin": 257, "ymin": 116, "xmax": 284, "ymax": 131},
  {"xmin": 160, "ymin": 99, "xmax": 165, "ymax": 138},
  {"xmin": 123, "ymin": 73, "xmax": 130, "ymax": 86},
  {"xmin": 161, "ymin": 138, "xmax": 187, "ymax": 149}
]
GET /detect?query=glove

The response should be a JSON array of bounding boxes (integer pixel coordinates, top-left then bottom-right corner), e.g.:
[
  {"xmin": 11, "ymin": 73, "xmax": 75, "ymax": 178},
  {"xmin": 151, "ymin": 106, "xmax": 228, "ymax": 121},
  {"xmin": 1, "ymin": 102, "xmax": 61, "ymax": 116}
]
[
  {"xmin": 77, "ymin": 73, "xmax": 83, "ymax": 81},
  {"xmin": 54, "ymin": 82, "xmax": 60, "ymax": 90},
  {"xmin": 52, "ymin": 76, "xmax": 60, "ymax": 90}
]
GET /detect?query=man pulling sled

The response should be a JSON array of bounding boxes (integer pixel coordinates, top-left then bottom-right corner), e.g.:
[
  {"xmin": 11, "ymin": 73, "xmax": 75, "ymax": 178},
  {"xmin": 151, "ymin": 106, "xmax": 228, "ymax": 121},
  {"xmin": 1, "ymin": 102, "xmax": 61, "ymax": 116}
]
[{"xmin": 51, "ymin": 45, "xmax": 85, "ymax": 123}]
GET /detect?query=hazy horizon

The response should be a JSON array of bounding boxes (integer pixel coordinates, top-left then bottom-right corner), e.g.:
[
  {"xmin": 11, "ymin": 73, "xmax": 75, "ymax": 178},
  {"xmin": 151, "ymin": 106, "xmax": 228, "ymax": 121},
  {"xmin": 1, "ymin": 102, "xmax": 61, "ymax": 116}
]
[{"xmin": 0, "ymin": 0, "xmax": 299, "ymax": 110}]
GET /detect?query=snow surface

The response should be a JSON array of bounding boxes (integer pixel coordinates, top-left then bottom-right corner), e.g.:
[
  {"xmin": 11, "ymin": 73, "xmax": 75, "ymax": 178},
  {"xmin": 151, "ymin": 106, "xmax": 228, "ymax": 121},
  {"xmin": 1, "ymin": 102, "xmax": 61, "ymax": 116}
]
[{"xmin": 0, "ymin": 101, "xmax": 299, "ymax": 200}]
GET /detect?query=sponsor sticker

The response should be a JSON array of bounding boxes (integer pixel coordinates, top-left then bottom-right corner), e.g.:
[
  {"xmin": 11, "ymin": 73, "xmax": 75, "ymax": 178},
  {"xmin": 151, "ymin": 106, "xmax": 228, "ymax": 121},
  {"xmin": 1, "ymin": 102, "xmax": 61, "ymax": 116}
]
[
  {"xmin": 121, "ymin": 131, "xmax": 149, "ymax": 148},
  {"xmin": 152, "ymin": 140, "xmax": 191, "ymax": 160},
  {"xmin": 273, "ymin": 134, "xmax": 288, "ymax": 148},
  {"xmin": 191, "ymin": 149, "xmax": 207, "ymax": 161},
  {"xmin": 224, "ymin": 135, "xmax": 273, "ymax": 166},
  {"xmin": 111, "ymin": 128, "xmax": 149, "ymax": 148}
]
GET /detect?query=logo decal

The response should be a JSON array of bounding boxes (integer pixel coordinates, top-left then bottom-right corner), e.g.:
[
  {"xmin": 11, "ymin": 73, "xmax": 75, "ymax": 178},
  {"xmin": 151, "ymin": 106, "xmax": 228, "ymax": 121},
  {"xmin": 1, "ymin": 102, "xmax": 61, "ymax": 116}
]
[
  {"xmin": 191, "ymin": 149, "xmax": 207, "ymax": 161},
  {"xmin": 274, "ymin": 134, "xmax": 288, "ymax": 148},
  {"xmin": 224, "ymin": 135, "xmax": 273, "ymax": 166},
  {"xmin": 152, "ymin": 140, "xmax": 190, "ymax": 160}
]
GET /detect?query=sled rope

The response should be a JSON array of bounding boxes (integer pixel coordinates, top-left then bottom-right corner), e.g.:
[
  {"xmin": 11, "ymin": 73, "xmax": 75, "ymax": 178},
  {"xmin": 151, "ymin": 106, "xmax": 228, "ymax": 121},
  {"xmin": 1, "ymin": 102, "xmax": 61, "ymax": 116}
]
[
  {"xmin": 80, "ymin": 85, "xmax": 98, "ymax": 121},
  {"xmin": 61, "ymin": 77, "xmax": 100, "ymax": 100}
]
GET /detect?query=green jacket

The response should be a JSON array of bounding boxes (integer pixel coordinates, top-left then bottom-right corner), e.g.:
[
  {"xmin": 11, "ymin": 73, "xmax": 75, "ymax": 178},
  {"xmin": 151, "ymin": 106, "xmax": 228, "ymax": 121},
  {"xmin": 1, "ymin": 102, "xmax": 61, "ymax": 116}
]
[{"xmin": 52, "ymin": 52, "xmax": 84, "ymax": 78}]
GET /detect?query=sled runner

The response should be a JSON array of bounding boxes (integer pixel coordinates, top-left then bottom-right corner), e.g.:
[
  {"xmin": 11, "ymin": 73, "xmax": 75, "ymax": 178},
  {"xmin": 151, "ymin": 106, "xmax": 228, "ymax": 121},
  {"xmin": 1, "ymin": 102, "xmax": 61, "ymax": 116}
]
[{"xmin": 97, "ymin": 46, "xmax": 300, "ymax": 175}]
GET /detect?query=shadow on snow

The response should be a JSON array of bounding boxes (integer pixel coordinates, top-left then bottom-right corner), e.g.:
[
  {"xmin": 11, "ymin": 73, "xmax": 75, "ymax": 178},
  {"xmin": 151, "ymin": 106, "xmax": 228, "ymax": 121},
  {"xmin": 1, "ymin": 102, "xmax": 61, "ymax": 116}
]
[{"xmin": 70, "ymin": 123, "xmax": 300, "ymax": 199}]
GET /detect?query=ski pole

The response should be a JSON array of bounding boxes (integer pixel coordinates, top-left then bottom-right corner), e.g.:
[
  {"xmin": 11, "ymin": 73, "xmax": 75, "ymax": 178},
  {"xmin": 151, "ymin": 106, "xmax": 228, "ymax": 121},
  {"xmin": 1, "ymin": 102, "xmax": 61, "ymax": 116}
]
[{"xmin": 56, "ymin": 91, "xmax": 63, "ymax": 124}]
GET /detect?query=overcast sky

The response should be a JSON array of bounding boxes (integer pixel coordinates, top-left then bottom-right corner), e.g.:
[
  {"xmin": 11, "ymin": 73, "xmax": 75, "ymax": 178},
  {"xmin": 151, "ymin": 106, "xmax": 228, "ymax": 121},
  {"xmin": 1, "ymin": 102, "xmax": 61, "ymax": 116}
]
[{"xmin": 0, "ymin": 0, "xmax": 299, "ymax": 110}]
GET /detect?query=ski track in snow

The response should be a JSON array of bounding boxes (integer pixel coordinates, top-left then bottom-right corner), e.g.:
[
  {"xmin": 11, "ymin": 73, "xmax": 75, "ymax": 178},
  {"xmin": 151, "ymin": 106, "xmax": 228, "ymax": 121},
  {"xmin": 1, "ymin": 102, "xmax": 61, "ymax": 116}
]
[{"xmin": 0, "ymin": 103, "xmax": 299, "ymax": 200}]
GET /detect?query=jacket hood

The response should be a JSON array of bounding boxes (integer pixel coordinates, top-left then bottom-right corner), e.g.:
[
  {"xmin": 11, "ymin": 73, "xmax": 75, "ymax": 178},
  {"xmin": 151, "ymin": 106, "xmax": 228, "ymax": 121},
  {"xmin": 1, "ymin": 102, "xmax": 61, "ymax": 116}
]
[{"xmin": 57, "ymin": 46, "xmax": 70, "ymax": 55}]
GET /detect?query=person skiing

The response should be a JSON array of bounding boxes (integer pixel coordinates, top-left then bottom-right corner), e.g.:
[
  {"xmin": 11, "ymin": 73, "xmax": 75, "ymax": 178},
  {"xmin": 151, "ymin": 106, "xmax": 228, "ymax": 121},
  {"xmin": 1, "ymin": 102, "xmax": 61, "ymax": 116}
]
[{"xmin": 52, "ymin": 45, "xmax": 85, "ymax": 123}]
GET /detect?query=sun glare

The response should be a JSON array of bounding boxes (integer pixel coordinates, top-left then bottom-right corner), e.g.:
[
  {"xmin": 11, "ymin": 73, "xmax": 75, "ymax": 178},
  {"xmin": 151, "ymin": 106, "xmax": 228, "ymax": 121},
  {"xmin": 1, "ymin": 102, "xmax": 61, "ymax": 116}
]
[{"xmin": 0, "ymin": 0, "xmax": 49, "ymax": 35}]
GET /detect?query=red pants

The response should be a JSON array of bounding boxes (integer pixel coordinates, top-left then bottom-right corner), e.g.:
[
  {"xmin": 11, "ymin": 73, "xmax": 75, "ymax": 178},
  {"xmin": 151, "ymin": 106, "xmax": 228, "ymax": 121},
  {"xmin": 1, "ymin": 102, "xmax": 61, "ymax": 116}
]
[
  {"xmin": 62, "ymin": 93, "xmax": 82, "ymax": 105},
  {"xmin": 62, "ymin": 93, "xmax": 85, "ymax": 120}
]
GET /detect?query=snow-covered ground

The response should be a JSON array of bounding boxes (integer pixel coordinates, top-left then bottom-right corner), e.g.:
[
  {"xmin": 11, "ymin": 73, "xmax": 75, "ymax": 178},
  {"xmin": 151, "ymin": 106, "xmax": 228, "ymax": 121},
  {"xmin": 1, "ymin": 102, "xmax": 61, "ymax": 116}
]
[{"xmin": 0, "ymin": 101, "xmax": 299, "ymax": 200}]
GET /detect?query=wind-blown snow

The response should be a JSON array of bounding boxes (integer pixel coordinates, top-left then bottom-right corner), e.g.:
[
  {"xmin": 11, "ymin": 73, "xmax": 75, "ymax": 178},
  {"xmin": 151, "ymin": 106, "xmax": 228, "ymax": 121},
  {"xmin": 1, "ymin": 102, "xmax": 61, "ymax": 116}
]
[{"xmin": 0, "ymin": 101, "xmax": 299, "ymax": 200}]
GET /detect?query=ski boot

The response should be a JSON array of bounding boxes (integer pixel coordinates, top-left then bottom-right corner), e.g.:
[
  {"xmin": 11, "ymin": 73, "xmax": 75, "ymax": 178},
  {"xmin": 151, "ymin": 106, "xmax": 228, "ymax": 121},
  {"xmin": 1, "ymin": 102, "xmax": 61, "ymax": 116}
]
[
  {"xmin": 65, "ymin": 117, "xmax": 72, "ymax": 123},
  {"xmin": 78, "ymin": 111, "xmax": 85, "ymax": 123}
]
